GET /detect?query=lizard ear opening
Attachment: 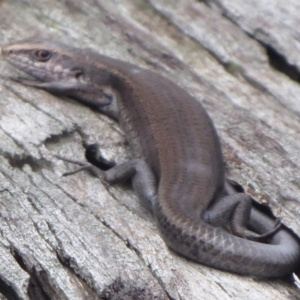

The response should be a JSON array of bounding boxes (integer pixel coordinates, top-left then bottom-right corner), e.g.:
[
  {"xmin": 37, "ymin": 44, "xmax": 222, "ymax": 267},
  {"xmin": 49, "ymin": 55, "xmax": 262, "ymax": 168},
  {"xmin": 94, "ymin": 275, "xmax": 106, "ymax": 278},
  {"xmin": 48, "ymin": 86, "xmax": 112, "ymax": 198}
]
[
  {"xmin": 70, "ymin": 67, "xmax": 83, "ymax": 79},
  {"xmin": 75, "ymin": 70, "xmax": 83, "ymax": 79}
]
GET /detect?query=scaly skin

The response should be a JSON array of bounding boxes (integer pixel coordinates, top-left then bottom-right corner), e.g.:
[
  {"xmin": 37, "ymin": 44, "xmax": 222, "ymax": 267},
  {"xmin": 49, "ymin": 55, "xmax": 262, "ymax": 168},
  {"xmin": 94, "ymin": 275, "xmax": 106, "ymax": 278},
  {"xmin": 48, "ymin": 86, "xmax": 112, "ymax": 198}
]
[{"xmin": 2, "ymin": 38, "xmax": 300, "ymax": 277}]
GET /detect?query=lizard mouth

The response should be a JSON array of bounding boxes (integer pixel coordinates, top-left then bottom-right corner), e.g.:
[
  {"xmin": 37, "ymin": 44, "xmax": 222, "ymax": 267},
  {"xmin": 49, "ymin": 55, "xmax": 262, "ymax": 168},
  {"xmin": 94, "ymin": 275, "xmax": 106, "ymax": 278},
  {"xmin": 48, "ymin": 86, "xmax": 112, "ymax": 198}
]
[
  {"xmin": 9, "ymin": 76, "xmax": 45, "ymax": 87},
  {"xmin": 9, "ymin": 76, "xmax": 59, "ymax": 90},
  {"xmin": 7, "ymin": 74, "xmax": 91, "ymax": 99}
]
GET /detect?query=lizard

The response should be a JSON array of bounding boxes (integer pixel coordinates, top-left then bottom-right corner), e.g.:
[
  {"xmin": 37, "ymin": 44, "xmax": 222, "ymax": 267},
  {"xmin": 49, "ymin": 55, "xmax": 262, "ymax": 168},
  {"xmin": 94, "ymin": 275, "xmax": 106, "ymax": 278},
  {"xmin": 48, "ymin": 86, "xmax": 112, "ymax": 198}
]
[{"xmin": 2, "ymin": 37, "xmax": 300, "ymax": 278}]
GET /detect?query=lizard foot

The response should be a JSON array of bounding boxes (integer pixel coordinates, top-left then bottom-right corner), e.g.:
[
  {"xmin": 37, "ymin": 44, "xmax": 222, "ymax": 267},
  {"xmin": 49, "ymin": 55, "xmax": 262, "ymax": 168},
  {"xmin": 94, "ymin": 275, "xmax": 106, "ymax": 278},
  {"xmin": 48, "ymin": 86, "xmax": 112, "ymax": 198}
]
[
  {"xmin": 54, "ymin": 154, "xmax": 108, "ymax": 188},
  {"xmin": 241, "ymin": 218, "xmax": 281, "ymax": 242}
]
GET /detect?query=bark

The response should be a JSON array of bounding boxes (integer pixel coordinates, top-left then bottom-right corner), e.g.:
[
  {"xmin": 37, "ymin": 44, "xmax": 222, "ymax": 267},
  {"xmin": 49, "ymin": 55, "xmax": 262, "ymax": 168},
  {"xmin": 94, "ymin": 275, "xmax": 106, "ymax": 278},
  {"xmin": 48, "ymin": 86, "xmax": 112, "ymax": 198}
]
[{"xmin": 0, "ymin": 0, "xmax": 300, "ymax": 299}]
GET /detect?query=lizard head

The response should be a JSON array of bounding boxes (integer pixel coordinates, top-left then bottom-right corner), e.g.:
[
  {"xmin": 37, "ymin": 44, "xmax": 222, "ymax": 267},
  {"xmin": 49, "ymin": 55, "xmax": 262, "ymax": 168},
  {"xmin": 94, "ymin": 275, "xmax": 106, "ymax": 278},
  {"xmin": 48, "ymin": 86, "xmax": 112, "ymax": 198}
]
[
  {"xmin": 1, "ymin": 37, "xmax": 119, "ymax": 117},
  {"xmin": 1, "ymin": 37, "xmax": 85, "ymax": 86}
]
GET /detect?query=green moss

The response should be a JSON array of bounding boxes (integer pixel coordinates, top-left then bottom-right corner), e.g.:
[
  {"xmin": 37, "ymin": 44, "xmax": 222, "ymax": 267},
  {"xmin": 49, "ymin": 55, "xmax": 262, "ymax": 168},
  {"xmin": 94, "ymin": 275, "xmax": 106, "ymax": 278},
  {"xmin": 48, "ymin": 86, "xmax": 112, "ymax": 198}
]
[{"xmin": 224, "ymin": 62, "xmax": 241, "ymax": 76}]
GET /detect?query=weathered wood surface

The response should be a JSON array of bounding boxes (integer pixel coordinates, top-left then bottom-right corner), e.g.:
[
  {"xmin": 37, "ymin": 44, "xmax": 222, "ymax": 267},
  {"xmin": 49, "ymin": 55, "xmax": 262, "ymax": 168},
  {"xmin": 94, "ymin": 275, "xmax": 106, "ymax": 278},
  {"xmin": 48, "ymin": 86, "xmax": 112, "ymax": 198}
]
[{"xmin": 1, "ymin": 0, "xmax": 300, "ymax": 299}]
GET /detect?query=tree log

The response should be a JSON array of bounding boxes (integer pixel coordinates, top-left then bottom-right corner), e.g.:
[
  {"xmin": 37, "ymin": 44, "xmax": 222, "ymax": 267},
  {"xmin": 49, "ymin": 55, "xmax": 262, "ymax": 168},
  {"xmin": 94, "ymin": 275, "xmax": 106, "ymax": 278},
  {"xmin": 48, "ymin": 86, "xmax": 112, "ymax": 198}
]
[{"xmin": 0, "ymin": 0, "xmax": 300, "ymax": 299}]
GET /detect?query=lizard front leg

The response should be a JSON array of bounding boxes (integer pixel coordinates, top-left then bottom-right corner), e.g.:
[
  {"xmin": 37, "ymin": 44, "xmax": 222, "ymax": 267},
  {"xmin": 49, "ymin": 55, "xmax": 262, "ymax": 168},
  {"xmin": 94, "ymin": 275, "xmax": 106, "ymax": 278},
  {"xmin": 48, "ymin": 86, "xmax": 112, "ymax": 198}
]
[{"xmin": 55, "ymin": 145, "xmax": 157, "ymax": 210}]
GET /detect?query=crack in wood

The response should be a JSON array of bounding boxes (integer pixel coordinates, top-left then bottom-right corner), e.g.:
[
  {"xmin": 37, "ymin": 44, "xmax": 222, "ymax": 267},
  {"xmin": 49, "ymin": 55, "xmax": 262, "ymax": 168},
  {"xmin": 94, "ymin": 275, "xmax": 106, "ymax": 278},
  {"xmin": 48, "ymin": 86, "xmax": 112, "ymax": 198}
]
[
  {"xmin": 5, "ymin": 154, "xmax": 51, "ymax": 173},
  {"xmin": 98, "ymin": 220, "xmax": 173, "ymax": 300},
  {"xmin": 7, "ymin": 247, "xmax": 53, "ymax": 300},
  {"xmin": 0, "ymin": 278, "xmax": 20, "ymax": 300},
  {"xmin": 202, "ymin": 0, "xmax": 300, "ymax": 84},
  {"xmin": 99, "ymin": 277, "xmax": 166, "ymax": 300},
  {"xmin": 265, "ymin": 44, "xmax": 300, "ymax": 83}
]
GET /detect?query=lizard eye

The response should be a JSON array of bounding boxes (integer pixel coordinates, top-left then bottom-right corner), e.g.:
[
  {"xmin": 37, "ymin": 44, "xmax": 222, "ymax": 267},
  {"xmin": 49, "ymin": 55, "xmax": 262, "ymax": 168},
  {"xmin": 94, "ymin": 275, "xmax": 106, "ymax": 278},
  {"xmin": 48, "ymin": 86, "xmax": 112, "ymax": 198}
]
[{"xmin": 35, "ymin": 50, "xmax": 51, "ymax": 61}]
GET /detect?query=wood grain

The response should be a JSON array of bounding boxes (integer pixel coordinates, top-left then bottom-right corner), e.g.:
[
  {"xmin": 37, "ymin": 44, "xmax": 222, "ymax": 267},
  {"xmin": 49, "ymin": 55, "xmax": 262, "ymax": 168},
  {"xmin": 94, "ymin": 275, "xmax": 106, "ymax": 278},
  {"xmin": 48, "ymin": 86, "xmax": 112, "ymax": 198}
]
[{"xmin": 0, "ymin": 0, "xmax": 300, "ymax": 299}]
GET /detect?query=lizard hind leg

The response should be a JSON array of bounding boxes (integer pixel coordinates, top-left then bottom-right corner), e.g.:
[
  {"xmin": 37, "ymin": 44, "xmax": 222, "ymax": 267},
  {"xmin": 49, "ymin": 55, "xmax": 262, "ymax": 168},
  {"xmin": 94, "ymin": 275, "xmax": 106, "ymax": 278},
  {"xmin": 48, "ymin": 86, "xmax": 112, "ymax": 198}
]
[{"xmin": 203, "ymin": 193, "xmax": 281, "ymax": 242}]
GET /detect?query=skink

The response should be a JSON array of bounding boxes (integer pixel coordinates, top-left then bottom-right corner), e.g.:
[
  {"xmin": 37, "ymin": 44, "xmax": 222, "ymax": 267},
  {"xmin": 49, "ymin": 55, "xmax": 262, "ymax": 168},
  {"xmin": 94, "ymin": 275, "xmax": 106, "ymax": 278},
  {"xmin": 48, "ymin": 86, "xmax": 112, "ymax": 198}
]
[{"xmin": 2, "ymin": 38, "xmax": 300, "ymax": 277}]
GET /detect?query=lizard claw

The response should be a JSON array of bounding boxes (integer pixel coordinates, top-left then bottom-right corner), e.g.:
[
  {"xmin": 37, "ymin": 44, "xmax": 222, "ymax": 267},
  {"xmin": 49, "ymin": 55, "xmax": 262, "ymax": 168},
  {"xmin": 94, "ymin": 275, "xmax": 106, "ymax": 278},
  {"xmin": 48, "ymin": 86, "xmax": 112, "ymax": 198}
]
[
  {"xmin": 54, "ymin": 154, "xmax": 108, "ymax": 187},
  {"xmin": 54, "ymin": 154, "xmax": 87, "ymax": 166}
]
